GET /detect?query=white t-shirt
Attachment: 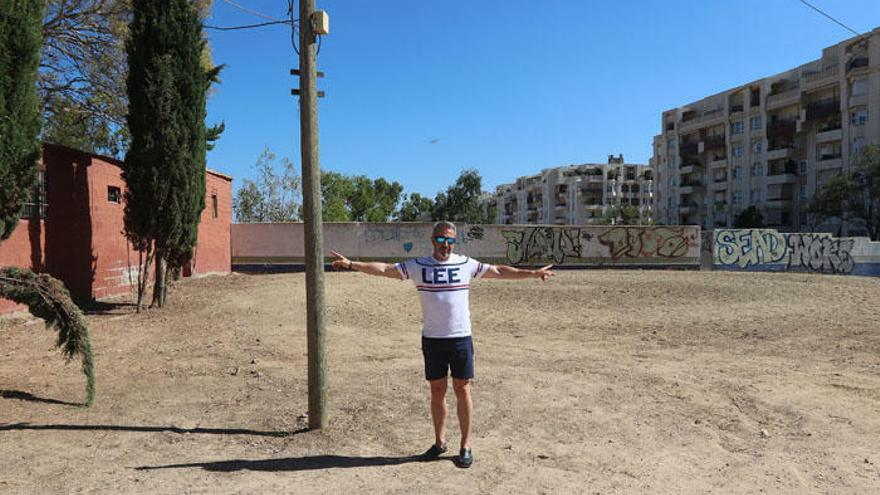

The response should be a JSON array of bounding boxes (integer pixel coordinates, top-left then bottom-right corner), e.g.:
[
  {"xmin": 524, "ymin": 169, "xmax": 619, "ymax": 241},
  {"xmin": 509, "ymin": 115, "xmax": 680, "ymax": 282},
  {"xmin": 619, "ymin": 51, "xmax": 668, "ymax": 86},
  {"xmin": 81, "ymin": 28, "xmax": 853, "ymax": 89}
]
[{"xmin": 395, "ymin": 254, "xmax": 491, "ymax": 338}]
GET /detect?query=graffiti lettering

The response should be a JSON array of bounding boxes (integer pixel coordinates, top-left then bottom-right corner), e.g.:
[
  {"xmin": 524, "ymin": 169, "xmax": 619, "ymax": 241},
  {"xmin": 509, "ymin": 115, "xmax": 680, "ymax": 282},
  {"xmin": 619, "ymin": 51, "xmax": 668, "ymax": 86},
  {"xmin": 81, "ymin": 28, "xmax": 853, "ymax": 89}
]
[
  {"xmin": 364, "ymin": 224, "xmax": 422, "ymax": 243},
  {"xmin": 501, "ymin": 227, "xmax": 581, "ymax": 264},
  {"xmin": 597, "ymin": 227, "xmax": 691, "ymax": 261},
  {"xmin": 466, "ymin": 226, "xmax": 484, "ymax": 241},
  {"xmin": 715, "ymin": 229, "xmax": 787, "ymax": 268},
  {"xmin": 787, "ymin": 234, "xmax": 854, "ymax": 275}
]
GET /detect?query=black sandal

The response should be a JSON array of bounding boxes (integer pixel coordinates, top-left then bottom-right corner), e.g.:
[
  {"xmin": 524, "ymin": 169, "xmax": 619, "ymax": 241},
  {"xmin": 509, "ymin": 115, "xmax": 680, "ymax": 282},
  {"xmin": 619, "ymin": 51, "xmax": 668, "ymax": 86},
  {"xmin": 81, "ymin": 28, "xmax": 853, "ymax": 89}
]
[
  {"xmin": 455, "ymin": 447, "xmax": 473, "ymax": 468},
  {"xmin": 422, "ymin": 442, "xmax": 448, "ymax": 460}
]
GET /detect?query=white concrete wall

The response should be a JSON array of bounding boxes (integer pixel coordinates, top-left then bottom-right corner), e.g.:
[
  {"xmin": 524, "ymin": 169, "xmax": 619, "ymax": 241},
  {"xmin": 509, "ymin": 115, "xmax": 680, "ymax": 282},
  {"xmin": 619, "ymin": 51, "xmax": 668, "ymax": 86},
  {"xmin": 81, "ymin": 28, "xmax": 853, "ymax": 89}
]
[{"xmin": 232, "ymin": 223, "xmax": 702, "ymax": 267}]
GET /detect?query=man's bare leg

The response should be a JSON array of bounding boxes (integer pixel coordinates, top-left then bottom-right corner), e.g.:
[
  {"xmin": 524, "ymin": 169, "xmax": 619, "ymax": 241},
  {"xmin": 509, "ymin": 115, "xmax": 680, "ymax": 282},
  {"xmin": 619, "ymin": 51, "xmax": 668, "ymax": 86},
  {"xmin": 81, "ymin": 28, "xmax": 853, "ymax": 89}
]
[
  {"xmin": 429, "ymin": 378, "xmax": 448, "ymax": 447},
  {"xmin": 452, "ymin": 378, "xmax": 472, "ymax": 449}
]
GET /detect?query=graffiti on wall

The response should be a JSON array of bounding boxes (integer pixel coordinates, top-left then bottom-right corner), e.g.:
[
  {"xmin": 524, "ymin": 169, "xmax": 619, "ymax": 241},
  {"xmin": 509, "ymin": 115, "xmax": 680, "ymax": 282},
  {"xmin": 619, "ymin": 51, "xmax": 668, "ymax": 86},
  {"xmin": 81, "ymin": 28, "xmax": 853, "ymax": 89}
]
[
  {"xmin": 597, "ymin": 227, "xmax": 691, "ymax": 261},
  {"xmin": 715, "ymin": 229, "xmax": 787, "ymax": 268},
  {"xmin": 787, "ymin": 234, "xmax": 854, "ymax": 274},
  {"xmin": 714, "ymin": 229, "xmax": 856, "ymax": 275},
  {"xmin": 364, "ymin": 224, "xmax": 424, "ymax": 243},
  {"xmin": 501, "ymin": 227, "xmax": 581, "ymax": 264}
]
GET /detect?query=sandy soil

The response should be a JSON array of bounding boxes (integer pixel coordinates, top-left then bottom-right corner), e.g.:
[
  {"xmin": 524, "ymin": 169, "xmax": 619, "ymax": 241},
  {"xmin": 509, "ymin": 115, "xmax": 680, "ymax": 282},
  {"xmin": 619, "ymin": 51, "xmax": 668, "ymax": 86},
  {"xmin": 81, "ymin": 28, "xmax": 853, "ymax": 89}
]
[{"xmin": 1, "ymin": 269, "xmax": 879, "ymax": 494}]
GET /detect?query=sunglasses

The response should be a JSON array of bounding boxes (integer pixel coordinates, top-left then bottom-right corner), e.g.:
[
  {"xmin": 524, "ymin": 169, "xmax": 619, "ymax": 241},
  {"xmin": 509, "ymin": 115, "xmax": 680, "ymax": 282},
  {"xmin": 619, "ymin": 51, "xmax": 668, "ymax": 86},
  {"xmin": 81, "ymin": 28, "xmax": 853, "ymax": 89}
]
[{"xmin": 433, "ymin": 236, "xmax": 457, "ymax": 245}]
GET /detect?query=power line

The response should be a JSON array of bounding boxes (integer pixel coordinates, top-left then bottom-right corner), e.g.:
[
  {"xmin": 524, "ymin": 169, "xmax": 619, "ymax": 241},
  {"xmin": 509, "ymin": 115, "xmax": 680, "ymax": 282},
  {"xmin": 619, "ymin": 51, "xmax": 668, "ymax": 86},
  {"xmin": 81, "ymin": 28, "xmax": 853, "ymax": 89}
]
[
  {"xmin": 290, "ymin": 0, "xmax": 299, "ymax": 55},
  {"xmin": 220, "ymin": 0, "xmax": 285, "ymax": 23},
  {"xmin": 204, "ymin": 19, "xmax": 292, "ymax": 31},
  {"xmin": 796, "ymin": 0, "xmax": 862, "ymax": 37}
]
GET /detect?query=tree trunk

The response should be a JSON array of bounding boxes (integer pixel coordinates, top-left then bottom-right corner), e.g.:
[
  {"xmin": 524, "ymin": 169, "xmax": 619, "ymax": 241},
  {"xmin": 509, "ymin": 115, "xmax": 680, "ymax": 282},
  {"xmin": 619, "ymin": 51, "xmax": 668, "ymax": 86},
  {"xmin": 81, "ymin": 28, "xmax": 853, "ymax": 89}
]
[
  {"xmin": 151, "ymin": 255, "xmax": 167, "ymax": 308},
  {"xmin": 135, "ymin": 245, "xmax": 154, "ymax": 313}
]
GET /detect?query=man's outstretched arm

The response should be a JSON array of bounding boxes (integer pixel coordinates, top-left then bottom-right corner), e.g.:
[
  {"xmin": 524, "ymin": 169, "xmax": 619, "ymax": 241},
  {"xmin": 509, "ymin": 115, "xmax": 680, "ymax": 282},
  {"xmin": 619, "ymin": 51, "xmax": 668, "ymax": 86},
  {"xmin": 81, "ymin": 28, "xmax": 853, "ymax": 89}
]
[
  {"xmin": 482, "ymin": 264, "xmax": 555, "ymax": 282},
  {"xmin": 330, "ymin": 250, "xmax": 403, "ymax": 279}
]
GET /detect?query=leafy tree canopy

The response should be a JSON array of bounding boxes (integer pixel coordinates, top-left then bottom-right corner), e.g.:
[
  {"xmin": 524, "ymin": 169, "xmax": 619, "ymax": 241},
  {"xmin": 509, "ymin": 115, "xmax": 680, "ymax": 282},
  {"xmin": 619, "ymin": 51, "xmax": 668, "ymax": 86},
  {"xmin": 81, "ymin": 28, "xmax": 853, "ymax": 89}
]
[
  {"xmin": 733, "ymin": 205, "xmax": 765, "ymax": 229},
  {"xmin": 39, "ymin": 0, "xmax": 216, "ymax": 156},
  {"xmin": 233, "ymin": 147, "xmax": 302, "ymax": 223},
  {"xmin": 809, "ymin": 144, "xmax": 880, "ymax": 240},
  {"xmin": 1, "ymin": 0, "xmax": 45, "ymax": 240},
  {"xmin": 396, "ymin": 193, "xmax": 434, "ymax": 222},
  {"xmin": 432, "ymin": 168, "xmax": 486, "ymax": 223}
]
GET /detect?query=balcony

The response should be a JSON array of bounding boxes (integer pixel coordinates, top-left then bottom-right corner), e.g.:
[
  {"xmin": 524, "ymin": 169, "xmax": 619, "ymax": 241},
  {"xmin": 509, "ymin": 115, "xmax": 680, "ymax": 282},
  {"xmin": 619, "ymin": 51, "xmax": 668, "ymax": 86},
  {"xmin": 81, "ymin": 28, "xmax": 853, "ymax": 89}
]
[
  {"xmin": 816, "ymin": 157, "xmax": 842, "ymax": 171},
  {"xmin": 766, "ymin": 118, "xmax": 797, "ymax": 138},
  {"xmin": 679, "ymin": 163, "xmax": 701, "ymax": 174},
  {"xmin": 729, "ymin": 104, "xmax": 744, "ymax": 115},
  {"xmin": 766, "ymin": 89, "xmax": 801, "ymax": 109},
  {"xmin": 680, "ymin": 141, "xmax": 699, "ymax": 157},
  {"xmin": 678, "ymin": 201, "xmax": 699, "ymax": 214},
  {"xmin": 766, "ymin": 147, "xmax": 793, "ymax": 161},
  {"xmin": 702, "ymin": 135, "xmax": 726, "ymax": 152},
  {"xmin": 679, "ymin": 109, "xmax": 726, "ymax": 132},
  {"xmin": 805, "ymin": 97, "xmax": 841, "ymax": 122},
  {"xmin": 767, "ymin": 173, "xmax": 799, "ymax": 185},
  {"xmin": 847, "ymin": 56, "xmax": 869, "ymax": 72},
  {"xmin": 709, "ymin": 158, "xmax": 727, "ymax": 169},
  {"xmin": 766, "ymin": 194, "xmax": 794, "ymax": 206},
  {"xmin": 816, "ymin": 128, "xmax": 842, "ymax": 143},
  {"xmin": 802, "ymin": 65, "xmax": 839, "ymax": 87}
]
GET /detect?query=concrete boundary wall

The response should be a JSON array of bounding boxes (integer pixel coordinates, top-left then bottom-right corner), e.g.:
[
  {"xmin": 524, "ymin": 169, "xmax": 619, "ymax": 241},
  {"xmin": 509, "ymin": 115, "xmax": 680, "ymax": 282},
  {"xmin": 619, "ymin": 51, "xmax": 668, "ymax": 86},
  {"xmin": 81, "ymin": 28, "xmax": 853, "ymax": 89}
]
[
  {"xmin": 710, "ymin": 229, "xmax": 880, "ymax": 276},
  {"xmin": 232, "ymin": 223, "xmax": 702, "ymax": 269}
]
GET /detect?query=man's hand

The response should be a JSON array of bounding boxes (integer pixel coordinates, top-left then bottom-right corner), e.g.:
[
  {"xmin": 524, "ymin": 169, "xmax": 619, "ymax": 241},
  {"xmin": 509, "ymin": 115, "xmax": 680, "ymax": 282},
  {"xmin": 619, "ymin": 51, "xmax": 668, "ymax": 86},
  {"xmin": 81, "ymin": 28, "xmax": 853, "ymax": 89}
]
[
  {"xmin": 534, "ymin": 264, "xmax": 556, "ymax": 282},
  {"xmin": 330, "ymin": 250, "xmax": 352, "ymax": 271},
  {"xmin": 484, "ymin": 264, "xmax": 556, "ymax": 281}
]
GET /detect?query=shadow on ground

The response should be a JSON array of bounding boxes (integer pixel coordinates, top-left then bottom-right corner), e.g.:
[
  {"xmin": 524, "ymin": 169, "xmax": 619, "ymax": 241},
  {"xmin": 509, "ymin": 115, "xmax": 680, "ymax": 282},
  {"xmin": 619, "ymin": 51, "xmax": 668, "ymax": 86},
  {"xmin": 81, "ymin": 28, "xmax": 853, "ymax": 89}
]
[
  {"xmin": 78, "ymin": 300, "xmax": 138, "ymax": 316},
  {"xmin": 135, "ymin": 454, "xmax": 439, "ymax": 472},
  {"xmin": 0, "ymin": 390, "xmax": 82, "ymax": 407},
  {"xmin": 0, "ymin": 422, "xmax": 302, "ymax": 438}
]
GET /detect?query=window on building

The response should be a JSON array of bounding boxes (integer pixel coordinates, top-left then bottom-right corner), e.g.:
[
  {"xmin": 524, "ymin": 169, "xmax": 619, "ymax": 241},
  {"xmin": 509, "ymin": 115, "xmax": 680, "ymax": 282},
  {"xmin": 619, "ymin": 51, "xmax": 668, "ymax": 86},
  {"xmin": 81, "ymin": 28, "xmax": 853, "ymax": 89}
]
[
  {"xmin": 752, "ymin": 162, "xmax": 764, "ymax": 177},
  {"xmin": 852, "ymin": 137, "xmax": 866, "ymax": 155},
  {"xmin": 108, "ymin": 186, "xmax": 121, "ymax": 204},
  {"xmin": 800, "ymin": 184, "xmax": 808, "ymax": 199},
  {"xmin": 211, "ymin": 193, "xmax": 218, "ymax": 219},
  {"xmin": 817, "ymin": 141, "xmax": 841, "ymax": 160},
  {"xmin": 733, "ymin": 166, "xmax": 742, "ymax": 179},
  {"xmin": 750, "ymin": 116, "xmax": 762, "ymax": 130},
  {"xmin": 23, "ymin": 170, "xmax": 48, "ymax": 219},
  {"xmin": 667, "ymin": 138, "xmax": 676, "ymax": 150},
  {"xmin": 731, "ymin": 121, "xmax": 744, "ymax": 134},
  {"xmin": 851, "ymin": 78, "xmax": 868, "ymax": 96},
  {"xmin": 751, "ymin": 140, "xmax": 763, "ymax": 154},
  {"xmin": 733, "ymin": 191, "xmax": 742, "ymax": 206},
  {"xmin": 799, "ymin": 160, "xmax": 807, "ymax": 175},
  {"xmin": 732, "ymin": 144, "xmax": 743, "ymax": 157},
  {"xmin": 851, "ymin": 108, "xmax": 868, "ymax": 126}
]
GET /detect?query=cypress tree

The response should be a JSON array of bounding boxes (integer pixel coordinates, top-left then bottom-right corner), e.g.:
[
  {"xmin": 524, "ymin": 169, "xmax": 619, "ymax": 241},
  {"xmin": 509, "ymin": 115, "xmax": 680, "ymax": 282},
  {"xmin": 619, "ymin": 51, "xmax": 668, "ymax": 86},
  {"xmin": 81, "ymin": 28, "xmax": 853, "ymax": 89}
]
[
  {"xmin": 124, "ymin": 0, "xmax": 215, "ymax": 308},
  {"xmin": 0, "ymin": 0, "xmax": 44, "ymax": 240},
  {"xmin": 0, "ymin": 2, "xmax": 97, "ymax": 406}
]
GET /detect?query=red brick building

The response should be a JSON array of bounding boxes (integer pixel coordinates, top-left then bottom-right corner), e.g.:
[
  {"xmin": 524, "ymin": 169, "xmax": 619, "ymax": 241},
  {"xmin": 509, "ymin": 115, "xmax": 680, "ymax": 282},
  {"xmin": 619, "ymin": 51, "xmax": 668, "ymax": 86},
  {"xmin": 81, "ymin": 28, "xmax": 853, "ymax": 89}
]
[{"xmin": 0, "ymin": 144, "xmax": 232, "ymax": 314}]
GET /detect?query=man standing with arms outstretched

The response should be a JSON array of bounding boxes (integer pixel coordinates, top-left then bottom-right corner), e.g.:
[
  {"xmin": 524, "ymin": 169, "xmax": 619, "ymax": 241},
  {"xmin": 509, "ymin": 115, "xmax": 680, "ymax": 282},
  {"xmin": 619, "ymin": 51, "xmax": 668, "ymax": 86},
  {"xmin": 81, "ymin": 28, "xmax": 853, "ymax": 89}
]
[{"xmin": 331, "ymin": 221, "xmax": 555, "ymax": 468}]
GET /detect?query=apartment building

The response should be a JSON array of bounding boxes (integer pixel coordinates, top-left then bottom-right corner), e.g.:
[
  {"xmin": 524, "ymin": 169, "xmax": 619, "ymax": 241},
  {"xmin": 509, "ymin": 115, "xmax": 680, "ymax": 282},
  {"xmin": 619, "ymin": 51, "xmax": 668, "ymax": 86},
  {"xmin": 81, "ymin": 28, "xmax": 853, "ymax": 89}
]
[
  {"xmin": 652, "ymin": 28, "xmax": 880, "ymax": 232},
  {"xmin": 491, "ymin": 154, "xmax": 653, "ymax": 225}
]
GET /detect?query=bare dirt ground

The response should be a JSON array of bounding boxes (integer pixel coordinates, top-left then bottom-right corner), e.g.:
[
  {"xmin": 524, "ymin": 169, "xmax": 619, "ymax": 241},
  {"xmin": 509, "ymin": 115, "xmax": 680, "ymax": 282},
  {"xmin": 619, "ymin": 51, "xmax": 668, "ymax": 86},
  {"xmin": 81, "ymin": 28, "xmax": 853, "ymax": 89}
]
[{"xmin": 2, "ymin": 269, "xmax": 880, "ymax": 494}]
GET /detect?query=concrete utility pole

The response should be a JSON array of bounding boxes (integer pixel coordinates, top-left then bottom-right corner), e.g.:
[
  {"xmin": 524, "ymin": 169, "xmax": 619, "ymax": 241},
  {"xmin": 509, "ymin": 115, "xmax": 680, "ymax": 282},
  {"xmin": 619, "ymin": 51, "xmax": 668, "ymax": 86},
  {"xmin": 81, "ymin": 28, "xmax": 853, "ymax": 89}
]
[{"xmin": 298, "ymin": 0, "xmax": 326, "ymax": 429}]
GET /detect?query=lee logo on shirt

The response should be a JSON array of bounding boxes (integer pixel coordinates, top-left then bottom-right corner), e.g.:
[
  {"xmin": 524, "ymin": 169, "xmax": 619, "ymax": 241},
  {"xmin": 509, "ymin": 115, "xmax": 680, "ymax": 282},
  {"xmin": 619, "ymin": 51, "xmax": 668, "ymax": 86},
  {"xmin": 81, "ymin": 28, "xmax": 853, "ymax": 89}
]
[{"xmin": 422, "ymin": 267, "xmax": 461, "ymax": 284}]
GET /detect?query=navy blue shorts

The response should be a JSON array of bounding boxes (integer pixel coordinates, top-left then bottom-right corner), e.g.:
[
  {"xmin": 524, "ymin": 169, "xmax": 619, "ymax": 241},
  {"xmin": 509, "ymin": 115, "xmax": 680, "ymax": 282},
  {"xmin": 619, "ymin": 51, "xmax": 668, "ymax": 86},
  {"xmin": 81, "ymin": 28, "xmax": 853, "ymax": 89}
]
[{"xmin": 421, "ymin": 336, "xmax": 474, "ymax": 381}]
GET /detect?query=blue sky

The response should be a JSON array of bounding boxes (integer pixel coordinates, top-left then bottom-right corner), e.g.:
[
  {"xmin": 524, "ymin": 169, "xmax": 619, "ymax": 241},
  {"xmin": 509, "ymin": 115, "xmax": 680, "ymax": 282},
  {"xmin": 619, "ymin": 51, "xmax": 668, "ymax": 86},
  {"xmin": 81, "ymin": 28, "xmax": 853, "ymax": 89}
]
[{"xmin": 205, "ymin": 0, "xmax": 879, "ymax": 198}]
